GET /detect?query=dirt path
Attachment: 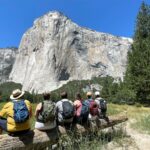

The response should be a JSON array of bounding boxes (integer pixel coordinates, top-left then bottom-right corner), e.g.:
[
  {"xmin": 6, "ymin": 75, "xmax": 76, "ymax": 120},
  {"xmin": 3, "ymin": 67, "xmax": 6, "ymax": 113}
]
[
  {"xmin": 103, "ymin": 120, "xmax": 150, "ymax": 150},
  {"xmin": 125, "ymin": 120, "xmax": 150, "ymax": 150}
]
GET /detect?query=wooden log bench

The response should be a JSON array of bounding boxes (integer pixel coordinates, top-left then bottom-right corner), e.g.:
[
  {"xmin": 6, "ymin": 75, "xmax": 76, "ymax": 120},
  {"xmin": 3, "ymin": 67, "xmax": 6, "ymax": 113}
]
[
  {"xmin": 0, "ymin": 128, "xmax": 58, "ymax": 150},
  {"xmin": 74, "ymin": 113, "xmax": 128, "ymax": 134},
  {"xmin": 0, "ymin": 114, "xmax": 128, "ymax": 150}
]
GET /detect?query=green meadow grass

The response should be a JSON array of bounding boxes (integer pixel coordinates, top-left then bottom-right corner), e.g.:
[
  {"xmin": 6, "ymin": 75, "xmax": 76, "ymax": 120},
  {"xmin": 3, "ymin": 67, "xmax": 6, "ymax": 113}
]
[
  {"xmin": 0, "ymin": 102, "xmax": 124, "ymax": 128},
  {"xmin": 1, "ymin": 102, "xmax": 150, "ymax": 150},
  {"xmin": 130, "ymin": 112, "xmax": 150, "ymax": 134},
  {"xmin": 0, "ymin": 102, "xmax": 5, "ymax": 110},
  {"xmin": 1, "ymin": 102, "xmax": 150, "ymax": 134},
  {"xmin": 107, "ymin": 103, "xmax": 150, "ymax": 134},
  {"xmin": 107, "ymin": 103, "xmax": 127, "ymax": 115}
]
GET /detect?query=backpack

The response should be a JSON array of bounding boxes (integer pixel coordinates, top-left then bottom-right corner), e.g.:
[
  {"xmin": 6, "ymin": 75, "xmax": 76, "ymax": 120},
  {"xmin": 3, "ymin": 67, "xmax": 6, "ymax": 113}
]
[
  {"xmin": 80, "ymin": 101, "xmax": 89, "ymax": 121},
  {"xmin": 13, "ymin": 100, "xmax": 29, "ymax": 123},
  {"xmin": 88, "ymin": 100, "xmax": 99, "ymax": 116},
  {"xmin": 62, "ymin": 101, "xmax": 74, "ymax": 119},
  {"xmin": 99, "ymin": 98, "xmax": 107, "ymax": 113},
  {"xmin": 38, "ymin": 101, "xmax": 55, "ymax": 123}
]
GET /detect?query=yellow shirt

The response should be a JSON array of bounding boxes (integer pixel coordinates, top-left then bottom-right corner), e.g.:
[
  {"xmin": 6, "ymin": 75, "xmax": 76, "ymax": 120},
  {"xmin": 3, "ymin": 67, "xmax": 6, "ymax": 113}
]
[{"xmin": 0, "ymin": 100, "xmax": 32, "ymax": 132}]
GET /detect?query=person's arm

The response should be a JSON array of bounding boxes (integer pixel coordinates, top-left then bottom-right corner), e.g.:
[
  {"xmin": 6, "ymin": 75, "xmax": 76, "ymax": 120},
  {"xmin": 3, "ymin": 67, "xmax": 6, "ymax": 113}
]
[
  {"xmin": 25, "ymin": 100, "xmax": 33, "ymax": 118},
  {"xmin": 73, "ymin": 100, "xmax": 78, "ymax": 110},
  {"xmin": 34, "ymin": 103, "xmax": 42, "ymax": 119},
  {"xmin": 0, "ymin": 103, "xmax": 9, "ymax": 118},
  {"xmin": 69, "ymin": 100, "xmax": 76, "ymax": 116},
  {"xmin": 55, "ymin": 102, "xmax": 59, "ymax": 116}
]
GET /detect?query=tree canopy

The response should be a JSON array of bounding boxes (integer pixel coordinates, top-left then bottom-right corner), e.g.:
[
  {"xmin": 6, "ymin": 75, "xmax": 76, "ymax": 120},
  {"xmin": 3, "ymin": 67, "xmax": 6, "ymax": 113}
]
[{"xmin": 125, "ymin": 2, "xmax": 150, "ymax": 103}]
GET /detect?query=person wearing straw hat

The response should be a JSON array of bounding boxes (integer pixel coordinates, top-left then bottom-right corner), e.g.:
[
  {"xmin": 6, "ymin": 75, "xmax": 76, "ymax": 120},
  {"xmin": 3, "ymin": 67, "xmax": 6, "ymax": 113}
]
[
  {"xmin": 0, "ymin": 89, "xmax": 32, "ymax": 135},
  {"xmin": 85, "ymin": 91, "xmax": 99, "ymax": 120}
]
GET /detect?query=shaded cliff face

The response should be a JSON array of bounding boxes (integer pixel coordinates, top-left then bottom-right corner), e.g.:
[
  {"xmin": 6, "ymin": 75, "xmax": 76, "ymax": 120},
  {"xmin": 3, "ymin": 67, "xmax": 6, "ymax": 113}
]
[
  {"xmin": 9, "ymin": 11, "xmax": 132, "ymax": 93},
  {"xmin": 0, "ymin": 48, "xmax": 17, "ymax": 83}
]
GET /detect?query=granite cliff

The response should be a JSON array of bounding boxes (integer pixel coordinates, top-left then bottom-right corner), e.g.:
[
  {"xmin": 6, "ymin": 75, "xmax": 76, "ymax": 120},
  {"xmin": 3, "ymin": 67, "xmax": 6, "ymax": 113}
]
[
  {"xmin": 9, "ymin": 11, "xmax": 132, "ymax": 93},
  {"xmin": 0, "ymin": 48, "xmax": 17, "ymax": 83}
]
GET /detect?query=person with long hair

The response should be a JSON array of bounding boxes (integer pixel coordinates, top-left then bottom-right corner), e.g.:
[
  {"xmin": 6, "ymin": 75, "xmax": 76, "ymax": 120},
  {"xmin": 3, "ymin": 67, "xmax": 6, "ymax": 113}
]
[{"xmin": 74, "ymin": 93, "xmax": 89, "ymax": 124}]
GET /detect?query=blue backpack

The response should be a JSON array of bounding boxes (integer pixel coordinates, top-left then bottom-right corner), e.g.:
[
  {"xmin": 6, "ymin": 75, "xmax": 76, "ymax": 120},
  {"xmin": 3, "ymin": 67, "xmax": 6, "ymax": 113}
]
[
  {"xmin": 13, "ymin": 100, "xmax": 29, "ymax": 123},
  {"xmin": 80, "ymin": 101, "xmax": 89, "ymax": 121}
]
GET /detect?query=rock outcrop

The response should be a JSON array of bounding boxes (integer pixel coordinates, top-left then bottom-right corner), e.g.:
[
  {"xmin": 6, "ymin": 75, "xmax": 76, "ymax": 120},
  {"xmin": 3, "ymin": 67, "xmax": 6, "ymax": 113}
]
[
  {"xmin": 0, "ymin": 48, "xmax": 17, "ymax": 83},
  {"xmin": 9, "ymin": 11, "xmax": 133, "ymax": 93}
]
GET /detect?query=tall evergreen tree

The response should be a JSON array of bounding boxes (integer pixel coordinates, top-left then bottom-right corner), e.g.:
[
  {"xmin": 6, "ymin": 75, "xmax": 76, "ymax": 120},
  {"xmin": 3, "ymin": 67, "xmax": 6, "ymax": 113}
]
[{"xmin": 125, "ymin": 2, "xmax": 150, "ymax": 103}]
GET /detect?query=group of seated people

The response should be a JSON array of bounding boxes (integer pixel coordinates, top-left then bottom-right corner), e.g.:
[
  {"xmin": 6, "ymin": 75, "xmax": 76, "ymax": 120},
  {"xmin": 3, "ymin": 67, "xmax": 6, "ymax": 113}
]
[{"xmin": 0, "ymin": 89, "xmax": 108, "ymax": 136}]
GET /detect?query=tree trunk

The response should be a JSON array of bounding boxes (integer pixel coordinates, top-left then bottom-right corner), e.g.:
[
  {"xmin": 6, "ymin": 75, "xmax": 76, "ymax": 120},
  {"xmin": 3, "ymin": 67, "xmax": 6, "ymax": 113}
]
[
  {"xmin": 0, "ymin": 114, "xmax": 128, "ymax": 150},
  {"xmin": 0, "ymin": 128, "xmax": 58, "ymax": 150}
]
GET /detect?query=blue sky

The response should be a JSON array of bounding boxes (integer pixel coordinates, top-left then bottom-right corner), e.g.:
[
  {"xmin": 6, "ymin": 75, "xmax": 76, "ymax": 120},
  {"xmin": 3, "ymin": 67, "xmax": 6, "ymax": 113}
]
[{"xmin": 0, "ymin": 0, "xmax": 150, "ymax": 48}]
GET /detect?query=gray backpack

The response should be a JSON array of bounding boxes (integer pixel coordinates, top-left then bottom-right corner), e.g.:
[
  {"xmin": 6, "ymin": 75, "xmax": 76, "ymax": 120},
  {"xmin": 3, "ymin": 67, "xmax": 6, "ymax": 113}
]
[
  {"xmin": 38, "ymin": 101, "xmax": 55, "ymax": 123},
  {"xmin": 62, "ymin": 101, "xmax": 74, "ymax": 119}
]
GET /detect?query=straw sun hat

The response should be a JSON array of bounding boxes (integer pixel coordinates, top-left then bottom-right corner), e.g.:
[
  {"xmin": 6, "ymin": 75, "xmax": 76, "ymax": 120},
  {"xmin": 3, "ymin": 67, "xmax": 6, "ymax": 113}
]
[
  {"xmin": 86, "ymin": 91, "xmax": 92, "ymax": 96},
  {"xmin": 10, "ymin": 89, "xmax": 25, "ymax": 100}
]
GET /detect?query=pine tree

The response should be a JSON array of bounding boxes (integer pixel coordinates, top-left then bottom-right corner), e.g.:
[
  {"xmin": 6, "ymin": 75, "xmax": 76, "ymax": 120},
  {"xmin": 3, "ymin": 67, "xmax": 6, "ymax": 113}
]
[{"xmin": 125, "ymin": 2, "xmax": 150, "ymax": 103}]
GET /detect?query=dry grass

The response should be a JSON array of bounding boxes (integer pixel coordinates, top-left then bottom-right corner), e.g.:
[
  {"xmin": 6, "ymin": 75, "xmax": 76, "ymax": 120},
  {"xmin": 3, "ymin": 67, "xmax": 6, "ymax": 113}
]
[
  {"xmin": 1, "ymin": 102, "xmax": 150, "ymax": 133},
  {"xmin": 108, "ymin": 103, "xmax": 150, "ymax": 134}
]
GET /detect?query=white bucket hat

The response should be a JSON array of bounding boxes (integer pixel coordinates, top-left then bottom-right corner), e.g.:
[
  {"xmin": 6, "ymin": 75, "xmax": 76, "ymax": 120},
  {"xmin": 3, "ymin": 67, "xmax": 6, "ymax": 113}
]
[
  {"xmin": 10, "ymin": 89, "xmax": 25, "ymax": 100},
  {"xmin": 95, "ymin": 91, "xmax": 100, "ymax": 96}
]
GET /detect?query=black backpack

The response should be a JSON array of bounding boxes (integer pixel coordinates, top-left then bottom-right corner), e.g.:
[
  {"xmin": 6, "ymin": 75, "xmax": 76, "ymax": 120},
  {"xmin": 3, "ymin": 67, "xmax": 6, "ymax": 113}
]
[
  {"xmin": 99, "ymin": 98, "xmax": 107, "ymax": 113},
  {"xmin": 62, "ymin": 101, "xmax": 74, "ymax": 119},
  {"xmin": 80, "ymin": 101, "xmax": 89, "ymax": 121}
]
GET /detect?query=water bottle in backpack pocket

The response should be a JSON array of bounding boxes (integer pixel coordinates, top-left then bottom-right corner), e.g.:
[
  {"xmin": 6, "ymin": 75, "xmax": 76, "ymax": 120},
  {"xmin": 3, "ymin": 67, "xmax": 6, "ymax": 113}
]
[
  {"xmin": 13, "ymin": 100, "xmax": 29, "ymax": 123},
  {"xmin": 62, "ymin": 101, "xmax": 74, "ymax": 119}
]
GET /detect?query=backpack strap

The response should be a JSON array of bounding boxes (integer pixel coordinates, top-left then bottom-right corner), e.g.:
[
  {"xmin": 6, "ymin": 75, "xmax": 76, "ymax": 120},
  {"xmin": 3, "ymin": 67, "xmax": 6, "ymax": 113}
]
[
  {"xmin": 40, "ymin": 101, "xmax": 44, "ymax": 112},
  {"xmin": 12, "ymin": 99, "xmax": 24, "ymax": 104},
  {"xmin": 59, "ymin": 100, "xmax": 65, "ymax": 115}
]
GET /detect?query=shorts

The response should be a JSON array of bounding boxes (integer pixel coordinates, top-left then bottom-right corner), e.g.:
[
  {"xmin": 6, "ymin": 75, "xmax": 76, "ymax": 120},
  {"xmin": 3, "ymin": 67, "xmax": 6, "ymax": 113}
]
[
  {"xmin": 35, "ymin": 121, "xmax": 56, "ymax": 130},
  {"xmin": 0, "ymin": 118, "xmax": 7, "ymax": 131}
]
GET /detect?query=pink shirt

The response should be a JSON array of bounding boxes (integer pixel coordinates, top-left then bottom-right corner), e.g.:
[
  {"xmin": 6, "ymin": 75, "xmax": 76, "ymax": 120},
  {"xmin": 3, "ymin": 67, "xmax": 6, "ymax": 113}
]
[{"xmin": 74, "ymin": 100, "xmax": 82, "ymax": 117}]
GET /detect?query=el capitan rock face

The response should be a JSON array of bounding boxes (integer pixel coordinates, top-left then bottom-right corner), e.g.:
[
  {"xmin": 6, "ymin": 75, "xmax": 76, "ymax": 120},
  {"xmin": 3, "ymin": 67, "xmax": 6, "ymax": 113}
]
[
  {"xmin": 0, "ymin": 48, "xmax": 17, "ymax": 83},
  {"xmin": 9, "ymin": 11, "xmax": 132, "ymax": 93}
]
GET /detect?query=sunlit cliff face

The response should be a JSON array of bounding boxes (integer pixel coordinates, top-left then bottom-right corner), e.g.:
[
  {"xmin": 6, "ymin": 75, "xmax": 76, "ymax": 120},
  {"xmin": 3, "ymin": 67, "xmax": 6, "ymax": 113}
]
[
  {"xmin": 0, "ymin": 48, "xmax": 17, "ymax": 83},
  {"xmin": 9, "ymin": 11, "xmax": 132, "ymax": 93}
]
